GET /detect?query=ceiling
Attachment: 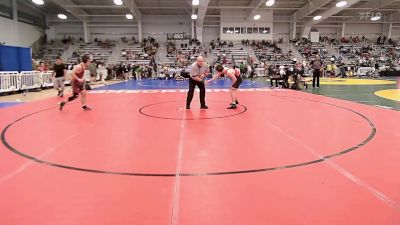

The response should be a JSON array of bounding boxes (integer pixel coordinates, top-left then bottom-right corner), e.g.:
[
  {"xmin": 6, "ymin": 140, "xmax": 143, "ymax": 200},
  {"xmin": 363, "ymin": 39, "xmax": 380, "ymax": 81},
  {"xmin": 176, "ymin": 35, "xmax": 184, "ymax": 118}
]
[{"xmin": 23, "ymin": 0, "xmax": 400, "ymax": 26}]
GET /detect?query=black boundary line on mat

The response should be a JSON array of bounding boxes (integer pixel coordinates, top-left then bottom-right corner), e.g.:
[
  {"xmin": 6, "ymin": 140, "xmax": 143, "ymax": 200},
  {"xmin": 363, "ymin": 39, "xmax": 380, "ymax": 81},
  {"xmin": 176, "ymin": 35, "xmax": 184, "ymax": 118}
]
[
  {"xmin": 138, "ymin": 100, "xmax": 247, "ymax": 120},
  {"xmin": 1, "ymin": 95, "xmax": 376, "ymax": 177}
]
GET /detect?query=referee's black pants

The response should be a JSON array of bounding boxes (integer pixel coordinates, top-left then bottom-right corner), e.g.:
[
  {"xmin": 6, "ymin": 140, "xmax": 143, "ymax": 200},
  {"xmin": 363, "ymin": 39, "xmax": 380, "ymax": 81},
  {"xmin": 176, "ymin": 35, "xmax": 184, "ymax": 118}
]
[
  {"xmin": 312, "ymin": 69, "xmax": 320, "ymax": 88},
  {"xmin": 186, "ymin": 77, "xmax": 206, "ymax": 108}
]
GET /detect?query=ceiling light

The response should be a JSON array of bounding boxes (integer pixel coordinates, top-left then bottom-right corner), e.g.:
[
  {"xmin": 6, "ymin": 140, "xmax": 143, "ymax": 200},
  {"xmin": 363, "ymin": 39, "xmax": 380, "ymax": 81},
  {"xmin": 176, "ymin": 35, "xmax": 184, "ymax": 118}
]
[
  {"xmin": 126, "ymin": 14, "xmax": 133, "ymax": 19},
  {"xmin": 336, "ymin": 1, "xmax": 347, "ymax": 7},
  {"xmin": 114, "ymin": 0, "xmax": 123, "ymax": 6},
  {"xmin": 32, "ymin": 0, "xmax": 44, "ymax": 5},
  {"xmin": 371, "ymin": 16, "xmax": 381, "ymax": 21},
  {"xmin": 253, "ymin": 15, "xmax": 261, "ymax": 20},
  {"xmin": 313, "ymin": 15, "xmax": 322, "ymax": 20},
  {"xmin": 192, "ymin": 0, "xmax": 199, "ymax": 6},
  {"xmin": 58, "ymin": 14, "xmax": 67, "ymax": 20},
  {"xmin": 266, "ymin": 0, "xmax": 275, "ymax": 7},
  {"xmin": 191, "ymin": 14, "xmax": 198, "ymax": 20}
]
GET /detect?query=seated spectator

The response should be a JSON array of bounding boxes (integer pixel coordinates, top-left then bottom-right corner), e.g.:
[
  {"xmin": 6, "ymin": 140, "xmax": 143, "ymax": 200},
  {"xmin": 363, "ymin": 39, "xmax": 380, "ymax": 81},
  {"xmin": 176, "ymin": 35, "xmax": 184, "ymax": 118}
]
[
  {"xmin": 37, "ymin": 62, "xmax": 48, "ymax": 72},
  {"xmin": 268, "ymin": 65, "xmax": 281, "ymax": 87}
]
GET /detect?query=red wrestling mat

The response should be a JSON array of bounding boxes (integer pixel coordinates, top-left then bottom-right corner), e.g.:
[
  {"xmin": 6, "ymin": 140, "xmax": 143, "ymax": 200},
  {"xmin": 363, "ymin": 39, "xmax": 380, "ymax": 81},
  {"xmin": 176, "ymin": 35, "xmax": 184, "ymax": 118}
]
[{"xmin": 0, "ymin": 89, "xmax": 399, "ymax": 225}]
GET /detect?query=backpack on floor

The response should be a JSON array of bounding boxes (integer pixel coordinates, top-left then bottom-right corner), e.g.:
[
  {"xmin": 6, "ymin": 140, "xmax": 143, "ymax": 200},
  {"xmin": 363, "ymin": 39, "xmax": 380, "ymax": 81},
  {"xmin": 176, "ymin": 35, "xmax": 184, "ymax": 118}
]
[{"xmin": 85, "ymin": 83, "xmax": 92, "ymax": 90}]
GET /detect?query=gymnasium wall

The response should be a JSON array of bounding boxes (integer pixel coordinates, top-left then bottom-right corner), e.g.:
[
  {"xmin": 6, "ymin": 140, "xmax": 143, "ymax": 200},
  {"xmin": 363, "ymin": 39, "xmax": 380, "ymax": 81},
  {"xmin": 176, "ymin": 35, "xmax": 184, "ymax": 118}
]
[
  {"xmin": 0, "ymin": 16, "xmax": 44, "ymax": 47},
  {"xmin": 391, "ymin": 27, "xmax": 400, "ymax": 38},
  {"xmin": 344, "ymin": 23, "xmax": 383, "ymax": 39},
  {"xmin": 142, "ymin": 15, "xmax": 191, "ymax": 43},
  {"xmin": 44, "ymin": 18, "xmax": 390, "ymax": 44},
  {"xmin": 220, "ymin": 10, "xmax": 273, "ymax": 41},
  {"xmin": 202, "ymin": 26, "xmax": 219, "ymax": 43},
  {"xmin": 47, "ymin": 23, "xmax": 139, "ymax": 41},
  {"xmin": 47, "ymin": 15, "xmax": 192, "ymax": 43},
  {"xmin": 47, "ymin": 23, "xmax": 84, "ymax": 40},
  {"xmin": 313, "ymin": 27, "xmax": 339, "ymax": 37},
  {"xmin": 90, "ymin": 26, "xmax": 138, "ymax": 41},
  {"xmin": 273, "ymin": 22, "xmax": 290, "ymax": 41}
]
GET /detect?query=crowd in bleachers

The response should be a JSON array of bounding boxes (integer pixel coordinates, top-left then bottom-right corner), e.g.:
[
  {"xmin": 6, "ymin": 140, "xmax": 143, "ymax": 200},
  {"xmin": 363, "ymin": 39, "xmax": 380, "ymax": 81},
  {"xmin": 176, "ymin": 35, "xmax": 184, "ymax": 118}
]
[
  {"xmin": 118, "ymin": 36, "xmax": 158, "ymax": 66},
  {"xmin": 166, "ymin": 39, "xmax": 209, "ymax": 67},
  {"xmin": 120, "ymin": 46, "xmax": 155, "ymax": 63},
  {"xmin": 22, "ymin": 34, "xmax": 400, "ymax": 91},
  {"xmin": 252, "ymin": 40, "xmax": 293, "ymax": 63},
  {"xmin": 33, "ymin": 39, "xmax": 69, "ymax": 65},
  {"xmin": 67, "ymin": 40, "xmax": 115, "ymax": 66},
  {"xmin": 210, "ymin": 39, "xmax": 234, "ymax": 50},
  {"xmin": 105, "ymin": 63, "xmax": 157, "ymax": 80}
]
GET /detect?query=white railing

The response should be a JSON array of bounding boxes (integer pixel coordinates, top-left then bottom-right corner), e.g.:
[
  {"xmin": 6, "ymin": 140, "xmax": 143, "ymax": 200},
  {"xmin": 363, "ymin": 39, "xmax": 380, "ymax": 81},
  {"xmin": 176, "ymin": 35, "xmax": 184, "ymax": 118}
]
[
  {"xmin": 0, "ymin": 72, "xmax": 20, "ymax": 93},
  {"xmin": 96, "ymin": 69, "xmax": 108, "ymax": 81},
  {"xmin": 357, "ymin": 67, "xmax": 375, "ymax": 76},
  {"xmin": 0, "ymin": 70, "xmax": 101, "ymax": 93},
  {"xmin": 20, "ymin": 71, "xmax": 42, "ymax": 90},
  {"xmin": 41, "ymin": 71, "xmax": 54, "ymax": 88}
]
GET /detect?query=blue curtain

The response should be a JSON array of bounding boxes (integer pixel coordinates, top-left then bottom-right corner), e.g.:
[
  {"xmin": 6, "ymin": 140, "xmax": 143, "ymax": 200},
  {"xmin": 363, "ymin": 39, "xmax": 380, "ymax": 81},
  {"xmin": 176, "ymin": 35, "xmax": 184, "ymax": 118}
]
[
  {"xmin": 0, "ymin": 45, "xmax": 32, "ymax": 72},
  {"xmin": 0, "ymin": 45, "xmax": 20, "ymax": 71},
  {"xmin": 18, "ymin": 47, "xmax": 32, "ymax": 71}
]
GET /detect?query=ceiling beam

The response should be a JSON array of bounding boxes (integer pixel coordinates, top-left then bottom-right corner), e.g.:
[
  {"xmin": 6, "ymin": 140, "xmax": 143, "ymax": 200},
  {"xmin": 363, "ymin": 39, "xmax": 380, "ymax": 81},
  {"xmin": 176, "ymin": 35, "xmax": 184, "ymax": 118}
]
[
  {"xmin": 125, "ymin": 0, "xmax": 141, "ymax": 20},
  {"xmin": 50, "ymin": 0, "xmax": 89, "ymax": 22},
  {"xmin": 63, "ymin": 5, "xmax": 300, "ymax": 10},
  {"xmin": 21, "ymin": 1, "xmax": 47, "ymax": 15},
  {"xmin": 304, "ymin": 0, "xmax": 362, "ymax": 27},
  {"xmin": 344, "ymin": 0, "xmax": 400, "ymax": 22},
  {"xmin": 293, "ymin": 0, "xmax": 332, "ymax": 22},
  {"xmin": 246, "ymin": 0, "xmax": 267, "ymax": 21},
  {"xmin": 300, "ymin": 0, "xmax": 362, "ymax": 38},
  {"xmin": 60, "ymin": 4, "xmax": 400, "ymax": 11},
  {"xmin": 196, "ymin": 0, "xmax": 210, "ymax": 26},
  {"xmin": 88, "ymin": 24, "xmax": 138, "ymax": 27},
  {"xmin": 77, "ymin": 15, "xmax": 127, "ymax": 17},
  {"xmin": 64, "ymin": 5, "xmax": 125, "ymax": 8}
]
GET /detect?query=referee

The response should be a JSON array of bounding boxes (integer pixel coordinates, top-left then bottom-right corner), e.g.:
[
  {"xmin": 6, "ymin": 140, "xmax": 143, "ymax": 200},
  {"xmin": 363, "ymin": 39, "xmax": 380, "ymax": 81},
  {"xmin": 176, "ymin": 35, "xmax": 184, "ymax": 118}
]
[
  {"xmin": 186, "ymin": 56, "xmax": 209, "ymax": 109},
  {"xmin": 310, "ymin": 54, "xmax": 323, "ymax": 88}
]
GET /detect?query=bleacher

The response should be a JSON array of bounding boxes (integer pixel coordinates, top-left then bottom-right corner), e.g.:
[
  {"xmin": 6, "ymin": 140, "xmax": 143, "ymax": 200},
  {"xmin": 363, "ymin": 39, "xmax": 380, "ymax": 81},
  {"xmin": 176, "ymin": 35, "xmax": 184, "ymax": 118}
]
[
  {"xmin": 165, "ymin": 45, "xmax": 204, "ymax": 66},
  {"xmin": 34, "ymin": 41, "xmax": 69, "ymax": 63},
  {"xmin": 254, "ymin": 43, "xmax": 294, "ymax": 66},
  {"xmin": 296, "ymin": 42, "xmax": 336, "ymax": 63},
  {"xmin": 67, "ymin": 42, "xmax": 114, "ymax": 64},
  {"xmin": 211, "ymin": 46, "xmax": 247, "ymax": 66},
  {"xmin": 118, "ymin": 44, "xmax": 151, "ymax": 65}
]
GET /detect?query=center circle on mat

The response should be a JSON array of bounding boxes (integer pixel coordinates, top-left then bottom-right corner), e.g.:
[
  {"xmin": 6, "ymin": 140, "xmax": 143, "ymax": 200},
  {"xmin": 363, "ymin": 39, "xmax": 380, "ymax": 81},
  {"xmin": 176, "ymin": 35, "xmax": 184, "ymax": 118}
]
[
  {"xmin": 139, "ymin": 101, "xmax": 247, "ymax": 120},
  {"xmin": 0, "ymin": 95, "xmax": 376, "ymax": 177}
]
